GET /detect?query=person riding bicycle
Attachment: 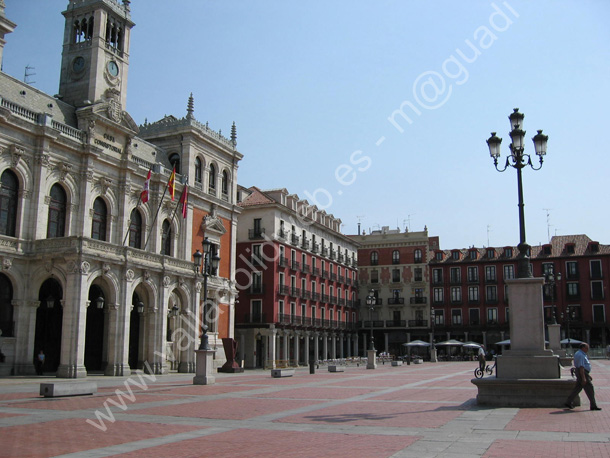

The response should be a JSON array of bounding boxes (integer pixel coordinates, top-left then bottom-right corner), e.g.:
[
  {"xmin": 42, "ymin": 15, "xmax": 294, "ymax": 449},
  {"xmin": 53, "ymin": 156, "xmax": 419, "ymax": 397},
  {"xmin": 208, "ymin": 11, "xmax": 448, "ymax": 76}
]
[{"xmin": 477, "ymin": 344, "xmax": 486, "ymax": 372}]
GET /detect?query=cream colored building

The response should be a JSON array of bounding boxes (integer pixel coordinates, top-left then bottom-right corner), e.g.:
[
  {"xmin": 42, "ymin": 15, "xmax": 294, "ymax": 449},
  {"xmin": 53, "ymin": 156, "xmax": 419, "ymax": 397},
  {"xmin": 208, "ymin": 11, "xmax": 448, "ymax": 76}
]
[{"xmin": 0, "ymin": 0, "xmax": 241, "ymax": 377}]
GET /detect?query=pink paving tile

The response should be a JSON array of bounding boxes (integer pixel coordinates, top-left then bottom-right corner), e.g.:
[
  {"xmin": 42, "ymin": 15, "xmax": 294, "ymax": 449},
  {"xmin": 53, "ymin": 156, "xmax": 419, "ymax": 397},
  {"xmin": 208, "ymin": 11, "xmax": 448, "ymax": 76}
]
[
  {"xmin": 370, "ymin": 387, "xmax": 476, "ymax": 403},
  {"xmin": 253, "ymin": 387, "xmax": 377, "ymax": 400},
  {"xmin": 276, "ymin": 400, "xmax": 465, "ymax": 428},
  {"xmin": 0, "ymin": 418, "xmax": 204, "ymax": 458},
  {"xmin": 8, "ymin": 393, "xmax": 181, "ymax": 411},
  {"xmin": 0, "ymin": 392, "xmax": 39, "ymax": 401},
  {"xmin": 126, "ymin": 397, "xmax": 324, "ymax": 420},
  {"xmin": 113, "ymin": 428, "xmax": 421, "ymax": 458},
  {"xmin": 159, "ymin": 384, "xmax": 257, "ymax": 396},
  {"xmin": 0, "ymin": 411, "xmax": 25, "ymax": 418},
  {"xmin": 483, "ymin": 439, "xmax": 610, "ymax": 458},
  {"xmin": 506, "ymin": 407, "xmax": 610, "ymax": 434}
]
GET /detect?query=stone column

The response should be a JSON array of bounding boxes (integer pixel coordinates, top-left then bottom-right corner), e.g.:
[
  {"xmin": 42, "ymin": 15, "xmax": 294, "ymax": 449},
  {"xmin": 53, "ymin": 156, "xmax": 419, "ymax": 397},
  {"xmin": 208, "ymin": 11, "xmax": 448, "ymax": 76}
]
[
  {"xmin": 294, "ymin": 332, "xmax": 300, "ymax": 366},
  {"xmin": 339, "ymin": 333, "xmax": 344, "ymax": 358},
  {"xmin": 268, "ymin": 328, "xmax": 277, "ymax": 369},
  {"xmin": 104, "ymin": 301, "xmax": 131, "ymax": 376},
  {"xmin": 313, "ymin": 332, "xmax": 320, "ymax": 362},
  {"xmin": 303, "ymin": 333, "xmax": 310, "ymax": 363},
  {"xmin": 56, "ymin": 262, "xmax": 89, "ymax": 378},
  {"xmin": 384, "ymin": 332, "xmax": 389, "ymax": 353},
  {"xmin": 322, "ymin": 332, "xmax": 328, "ymax": 360},
  {"xmin": 354, "ymin": 334, "xmax": 359, "ymax": 357},
  {"xmin": 180, "ymin": 280, "xmax": 201, "ymax": 373},
  {"xmin": 331, "ymin": 333, "xmax": 336, "ymax": 360},
  {"xmin": 482, "ymin": 331, "xmax": 487, "ymax": 348},
  {"xmin": 346, "ymin": 334, "xmax": 351, "ymax": 358},
  {"xmin": 13, "ymin": 300, "xmax": 38, "ymax": 375}
]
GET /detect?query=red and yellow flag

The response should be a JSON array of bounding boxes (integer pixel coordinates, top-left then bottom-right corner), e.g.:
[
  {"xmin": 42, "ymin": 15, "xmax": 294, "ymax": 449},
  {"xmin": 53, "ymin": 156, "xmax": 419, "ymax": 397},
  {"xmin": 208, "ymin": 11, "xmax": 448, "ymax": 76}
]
[
  {"xmin": 168, "ymin": 167, "xmax": 176, "ymax": 201},
  {"xmin": 179, "ymin": 184, "xmax": 188, "ymax": 219}
]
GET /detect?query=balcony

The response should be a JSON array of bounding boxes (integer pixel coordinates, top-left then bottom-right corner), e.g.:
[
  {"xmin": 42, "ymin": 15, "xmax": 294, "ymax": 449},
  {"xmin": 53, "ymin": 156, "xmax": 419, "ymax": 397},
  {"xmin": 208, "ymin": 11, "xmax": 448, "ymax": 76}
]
[
  {"xmin": 485, "ymin": 277, "xmax": 497, "ymax": 284},
  {"xmin": 250, "ymin": 284, "xmax": 264, "ymax": 294},
  {"xmin": 278, "ymin": 284, "xmax": 289, "ymax": 295},
  {"xmin": 311, "ymin": 292, "xmax": 320, "ymax": 302},
  {"xmin": 301, "ymin": 263, "xmax": 310, "ymax": 274},
  {"xmin": 408, "ymin": 319, "xmax": 427, "ymax": 327},
  {"xmin": 410, "ymin": 297, "xmax": 427, "ymax": 304},
  {"xmin": 321, "ymin": 247, "xmax": 329, "ymax": 257},
  {"xmin": 330, "ymin": 272, "xmax": 337, "ymax": 281},
  {"xmin": 321, "ymin": 293, "xmax": 329, "ymax": 303},
  {"xmin": 279, "ymin": 256, "xmax": 288, "ymax": 268},
  {"xmin": 432, "ymin": 279, "xmax": 444, "ymax": 286},
  {"xmin": 243, "ymin": 313, "xmax": 267, "ymax": 324},
  {"xmin": 248, "ymin": 228, "xmax": 265, "ymax": 240},
  {"xmin": 388, "ymin": 297, "xmax": 405, "ymax": 305},
  {"xmin": 338, "ymin": 275, "xmax": 345, "ymax": 283},
  {"xmin": 291, "ymin": 260, "xmax": 300, "ymax": 271},
  {"xmin": 450, "ymin": 299, "xmax": 463, "ymax": 305},
  {"xmin": 301, "ymin": 290, "xmax": 311, "ymax": 300},
  {"xmin": 338, "ymin": 253, "xmax": 344, "ymax": 263},
  {"xmin": 291, "ymin": 234, "xmax": 300, "ymax": 246},
  {"xmin": 467, "ymin": 277, "xmax": 479, "ymax": 283},
  {"xmin": 277, "ymin": 229, "xmax": 287, "ymax": 240},
  {"xmin": 321, "ymin": 270, "xmax": 329, "ymax": 279},
  {"xmin": 330, "ymin": 250, "xmax": 336, "ymax": 260},
  {"xmin": 250, "ymin": 255, "xmax": 264, "ymax": 267},
  {"xmin": 312, "ymin": 243, "xmax": 320, "ymax": 253},
  {"xmin": 386, "ymin": 319, "xmax": 406, "ymax": 327},
  {"xmin": 301, "ymin": 239, "xmax": 310, "ymax": 250},
  {"xmin": 312, "ymin": 267, "xmax": 320, "ymax": 277},
  {"xmin": 289, "ymin": 287, "xmax": 300, "ymax": 298}
]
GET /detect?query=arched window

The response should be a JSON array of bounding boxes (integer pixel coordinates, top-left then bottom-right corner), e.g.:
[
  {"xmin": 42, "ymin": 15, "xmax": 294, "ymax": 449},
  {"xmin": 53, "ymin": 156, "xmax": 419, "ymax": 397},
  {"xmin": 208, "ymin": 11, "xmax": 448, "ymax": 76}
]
[
  {"xmin": 169, "ymin": 153, "xmax": 181, "ymax": 175},
  {"xmin": 47, "ymin": 184, "xmax": 67, "ymax": 238},
  {"xmin": 392, "ymin": 250, "xmax": 400, "ymax": 264},
  {"xmin": 208, "ymin": 164, "xmax": 216, "ymax": 193},
  {"xmin": 0, "ymin": 273, "xmax": 14, "ymax": 337},
  {"xmin": 91, "ymin": 197, "xmax": 107, "ymax": 241},
  {"xmin": 222, "ymin": 170, "xmax": 229, "ymax": 198},
  {"xmin": 161, "ymin": 219, "xmax": 172, "ymax": 256},
  {"xmin": 194, "ymin": 157, "xmax": 202, "ymax": 184},
  {"xmin": 370, "ymin": 251, "xmax": 379, "ymax": 266},
  {"xmin": 414, "ymin": 249, "xmax": 423, "ymax": 263},
  {"xmin": 129, "ymin": 208, "xmax": 143, "ymax": 249},
  {"xmin": 0, "ymin": 169, "xmax": 18, "ymax": 237}
]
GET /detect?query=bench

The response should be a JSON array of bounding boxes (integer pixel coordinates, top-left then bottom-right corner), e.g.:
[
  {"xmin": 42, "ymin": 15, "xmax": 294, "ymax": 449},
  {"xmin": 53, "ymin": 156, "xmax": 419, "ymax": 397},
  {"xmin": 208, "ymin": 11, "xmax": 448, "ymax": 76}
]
[
  {"xmin": 391, "ymin": 361, "xmax": 403, "ymax": 366},
  {"xmin": 271, "ymin": 369, "xmax": 295, "ymax": 378},
  {"xmin": 40, "ymin": 382, "xmax": 97, "ymax": 398},
  {"xmin": 328, "ymin": 365, "xmax": 345, "ymax": 372}
]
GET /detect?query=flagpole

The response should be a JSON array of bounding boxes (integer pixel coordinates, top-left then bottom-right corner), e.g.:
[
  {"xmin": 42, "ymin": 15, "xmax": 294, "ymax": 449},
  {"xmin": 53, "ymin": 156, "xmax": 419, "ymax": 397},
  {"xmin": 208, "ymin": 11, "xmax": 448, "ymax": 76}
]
[
  {"xmin": 122, "ymin": 200, "xmax": 139, "ymax": 246},
  {"xmin": 144, "ymin": 182, "xmax": 169, "ymax": 250}
]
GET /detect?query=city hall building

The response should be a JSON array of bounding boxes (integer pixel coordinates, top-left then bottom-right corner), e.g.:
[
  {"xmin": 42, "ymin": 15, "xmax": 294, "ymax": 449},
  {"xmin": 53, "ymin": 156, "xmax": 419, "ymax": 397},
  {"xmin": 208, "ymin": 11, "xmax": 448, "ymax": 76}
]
[{"xmin": 0, "ymin": 0, "xmax": 242, "ymax": 377}]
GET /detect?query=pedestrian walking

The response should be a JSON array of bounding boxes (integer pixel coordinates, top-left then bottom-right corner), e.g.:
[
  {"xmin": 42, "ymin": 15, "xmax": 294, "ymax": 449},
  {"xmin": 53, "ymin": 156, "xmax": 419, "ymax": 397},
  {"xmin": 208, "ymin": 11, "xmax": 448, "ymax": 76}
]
[
  {"xmin": 565, "ymin": 342, "xmax": 601, "ymax": 410},
  {"xmin": 35, "ymin": 350, "xmax": 45, "ymax": 375}
]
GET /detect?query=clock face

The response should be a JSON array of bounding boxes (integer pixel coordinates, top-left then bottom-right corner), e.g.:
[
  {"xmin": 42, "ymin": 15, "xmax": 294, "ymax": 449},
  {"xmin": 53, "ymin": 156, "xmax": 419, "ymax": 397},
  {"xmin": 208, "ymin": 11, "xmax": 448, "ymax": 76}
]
[
  {"xmin": 72, "ymin": 56, "xmax": 85, "ymax": 73},
  {"xmin": 107, "ymin": 61, "xmax": 119, "ymax": 77}
]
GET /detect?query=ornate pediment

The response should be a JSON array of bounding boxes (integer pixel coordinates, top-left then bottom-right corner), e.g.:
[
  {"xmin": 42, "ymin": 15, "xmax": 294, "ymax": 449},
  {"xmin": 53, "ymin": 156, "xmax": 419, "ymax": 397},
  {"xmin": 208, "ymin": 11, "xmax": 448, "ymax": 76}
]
[{"xmin": 201, "ymin": 204, "xmax": 226, "ymax": 237}]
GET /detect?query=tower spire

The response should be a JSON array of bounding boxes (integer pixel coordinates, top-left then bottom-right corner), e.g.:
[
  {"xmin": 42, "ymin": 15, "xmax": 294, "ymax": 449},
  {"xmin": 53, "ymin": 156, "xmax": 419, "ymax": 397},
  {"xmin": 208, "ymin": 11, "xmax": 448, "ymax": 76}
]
[
  {"xmin": 186, "ymin": 93, "xmax": 194, "ymax": 120},
  {"xmin": 231, "ymin": 121, "xmax": 237, "ymax": 146}
]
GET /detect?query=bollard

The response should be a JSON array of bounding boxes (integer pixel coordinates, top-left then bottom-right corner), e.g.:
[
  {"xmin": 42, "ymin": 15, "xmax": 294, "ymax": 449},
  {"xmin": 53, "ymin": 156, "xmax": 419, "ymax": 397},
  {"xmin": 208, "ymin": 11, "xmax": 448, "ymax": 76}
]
[{"xmin": 309, "ymin": 359, "xmax": 315, "ymax": 374}]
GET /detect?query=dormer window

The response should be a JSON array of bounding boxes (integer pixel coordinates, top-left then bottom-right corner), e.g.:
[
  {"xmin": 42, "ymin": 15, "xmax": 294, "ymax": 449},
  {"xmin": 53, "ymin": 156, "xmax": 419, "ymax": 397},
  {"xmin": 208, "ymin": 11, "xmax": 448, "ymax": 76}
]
[
  {"xmin": 486, "ymin": 249, "xmax": 495, "ymax": 259},
  {"xmin": 589, "ymin": 242, "xmax": 600, "ymax": 253},
  {"xmin": 451, "ymin": 251, "xmax": 460, "ymax": 260},
  {"xmin": 435, "ymin": 251, "xmax": 444, "ymax": 261},
  {"xmin": 469, "ymin": 250, "xmax": 478, "ymax": 260},
  {"xmin": 566, "ymin": 243, "xmax": 575, "ymax": 254},
  {"xmin": 504, "ymin": 247, "xmax": 513, "ymax": 257}
]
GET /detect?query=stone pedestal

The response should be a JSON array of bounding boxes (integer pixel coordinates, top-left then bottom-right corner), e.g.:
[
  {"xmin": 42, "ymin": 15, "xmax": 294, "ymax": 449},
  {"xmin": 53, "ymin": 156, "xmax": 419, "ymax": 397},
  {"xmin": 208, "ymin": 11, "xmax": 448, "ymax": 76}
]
[
  {"xmin": 547, "ymin": 323, "xmax": 566, "ymax": 359},
  {"xmin": 472, "ymin": 277, "xmax": 576, "ymax": 407},
  {"xmin": 366, "ymin": 349, "xmax": 377, "ymax": 370},
  {"xmin": 193, "ymin": 349, "xmax": 216, "ymax": 385},
  {"xmin": 430, "ymin": 347, "xmax": 438, "ymax": 363}
]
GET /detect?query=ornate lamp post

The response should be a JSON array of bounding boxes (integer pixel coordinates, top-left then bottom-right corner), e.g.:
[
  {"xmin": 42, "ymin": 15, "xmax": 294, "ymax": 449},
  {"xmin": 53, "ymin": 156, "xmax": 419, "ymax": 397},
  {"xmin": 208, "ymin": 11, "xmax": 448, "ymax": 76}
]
[
  {"xmin": 543, "ymin": 267, "xmax": 561, "ymax": 324},
  {"xmin": 365, "ymin": 290, "xmax": 376, "ymax": 351},
  {"xmin": 193, "ymin": 237, "xmax": 221, "ymax": 350},
  {"xmin": 487, "ymin": 108, "xmax": 548, "ymax": 278},
  {"xmin": 430, "ymin": 306, "xmax": 437, "ymax": 362}
]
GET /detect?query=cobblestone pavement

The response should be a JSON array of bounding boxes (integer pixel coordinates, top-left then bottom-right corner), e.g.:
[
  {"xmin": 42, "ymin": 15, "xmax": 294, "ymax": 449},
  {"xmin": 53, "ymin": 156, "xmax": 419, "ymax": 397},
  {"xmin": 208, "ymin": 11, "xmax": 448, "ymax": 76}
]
[{"xmin": 0, "ymin": 360, "xmax": 608, "ymax": 458}]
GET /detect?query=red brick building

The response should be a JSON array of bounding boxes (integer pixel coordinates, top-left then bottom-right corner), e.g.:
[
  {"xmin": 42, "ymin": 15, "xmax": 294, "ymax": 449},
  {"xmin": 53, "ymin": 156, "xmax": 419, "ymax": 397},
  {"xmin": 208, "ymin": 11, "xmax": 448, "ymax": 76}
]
[
  {"xmin": 430, "ymin": 235, "xmax": 610, "ymax": 349},
  {"xmin": 234, "ymin": 187, "xmax": 359, "ymax": 368}
]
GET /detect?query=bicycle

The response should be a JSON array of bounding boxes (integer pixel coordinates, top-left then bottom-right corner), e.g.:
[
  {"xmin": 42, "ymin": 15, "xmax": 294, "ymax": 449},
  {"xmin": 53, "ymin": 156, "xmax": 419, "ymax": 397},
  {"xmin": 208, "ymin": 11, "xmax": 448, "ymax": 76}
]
[{"xmin": 474, "ymin": 357, "xmax": 496, "ymax": 378}]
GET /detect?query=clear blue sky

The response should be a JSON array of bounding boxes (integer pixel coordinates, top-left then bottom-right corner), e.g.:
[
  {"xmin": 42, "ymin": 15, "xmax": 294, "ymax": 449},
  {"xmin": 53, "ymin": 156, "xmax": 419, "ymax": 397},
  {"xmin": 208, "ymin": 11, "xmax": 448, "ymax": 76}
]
[{"xmin": 3, "ymin": 1, "xmax": 609, "ymax": 250}]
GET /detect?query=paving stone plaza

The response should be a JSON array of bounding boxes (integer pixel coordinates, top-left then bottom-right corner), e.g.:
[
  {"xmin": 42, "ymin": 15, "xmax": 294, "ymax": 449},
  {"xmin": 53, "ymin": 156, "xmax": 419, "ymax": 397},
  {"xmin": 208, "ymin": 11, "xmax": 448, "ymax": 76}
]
[{"xmin": 0, "ymin": 360, "xmax": 609, "ymax": 458}]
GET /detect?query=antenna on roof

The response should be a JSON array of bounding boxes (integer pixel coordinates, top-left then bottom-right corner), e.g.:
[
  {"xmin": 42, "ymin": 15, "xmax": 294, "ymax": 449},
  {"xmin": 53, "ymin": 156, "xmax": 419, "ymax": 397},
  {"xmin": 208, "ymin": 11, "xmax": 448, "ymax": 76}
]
[
  {"xmin": 24, "ymin": 65, "xmax": 36, "ymax": 85},
  {"xmin": 543, "ymin": 208, "xmax": 553, "ymax": 243},
  {"xmin": 487, "ymin": 225, "xmax": 492, "ymax": 247}
]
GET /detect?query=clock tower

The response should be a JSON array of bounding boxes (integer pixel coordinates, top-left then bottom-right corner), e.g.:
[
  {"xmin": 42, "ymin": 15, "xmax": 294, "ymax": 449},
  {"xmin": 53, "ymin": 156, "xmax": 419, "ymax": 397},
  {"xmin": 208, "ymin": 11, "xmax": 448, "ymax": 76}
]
[{"xmin": 58, "ymin": 0, "xmax": 134, "ymax": 109}]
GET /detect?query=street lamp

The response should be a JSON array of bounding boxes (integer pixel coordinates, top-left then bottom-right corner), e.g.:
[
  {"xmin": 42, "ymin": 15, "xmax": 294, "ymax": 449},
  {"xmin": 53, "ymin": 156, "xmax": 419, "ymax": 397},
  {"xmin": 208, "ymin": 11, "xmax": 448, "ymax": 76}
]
[
  {"xmin": 487, "ymin": 108, "xmax": 548, "ymax": 278},
  {"xmin": 193, "ymin": 237, "xmax": 221, "ymax": 350},
  {"xmin": 431, "ymin": 306, "xmax": 436, "ymax": 348},
  {"xmin": 365, "ymin": 290, "xmax": 376, "ymax": 351},
  {"xmin": 543, "ymin": 267, "xmax": 561, "ymax": 324}
]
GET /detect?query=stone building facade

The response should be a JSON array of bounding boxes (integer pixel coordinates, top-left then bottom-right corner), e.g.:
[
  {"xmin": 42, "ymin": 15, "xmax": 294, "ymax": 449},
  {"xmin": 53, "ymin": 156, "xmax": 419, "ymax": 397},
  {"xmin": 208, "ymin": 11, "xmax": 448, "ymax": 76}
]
[{"xmin": 0, "ymin": 0, "xmax": 241, "ymax": 377}]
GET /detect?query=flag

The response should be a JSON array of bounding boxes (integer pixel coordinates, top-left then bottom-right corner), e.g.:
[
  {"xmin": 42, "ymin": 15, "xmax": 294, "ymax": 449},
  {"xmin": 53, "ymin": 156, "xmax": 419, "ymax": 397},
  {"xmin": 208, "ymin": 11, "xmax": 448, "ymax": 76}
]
[
  {"xmin": 168, "ymin": 167, "xmax": 176, "ymax": 201},
  {"xmin": 179, "ymin": 184, "xmax": 188, "ymax": 218},
  {"xmin": 140, "ymin": 169, "xmax": 151, "ymax": 203}
]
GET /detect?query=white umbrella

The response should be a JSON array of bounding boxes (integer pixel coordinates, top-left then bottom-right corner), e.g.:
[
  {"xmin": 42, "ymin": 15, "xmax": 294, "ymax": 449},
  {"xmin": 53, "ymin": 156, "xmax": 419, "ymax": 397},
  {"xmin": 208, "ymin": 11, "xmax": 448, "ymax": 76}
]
[
  {"xmin": 560, "ymin": 338, "xmax": 583, "ymax": 346},
  {"xmin": 462, "ymin": 342, "xmax": 483, "ymax": 349},
  {"xmin": 494, "ymin": 339, "xmax": 549, "ymax": 346},
  {"xmin": 435, "ymin": 339, "xmax": 464, "ymax": 346},
  {"xmin": 402, "ymin": 340, "xmax": 431, "ymax": 347}
]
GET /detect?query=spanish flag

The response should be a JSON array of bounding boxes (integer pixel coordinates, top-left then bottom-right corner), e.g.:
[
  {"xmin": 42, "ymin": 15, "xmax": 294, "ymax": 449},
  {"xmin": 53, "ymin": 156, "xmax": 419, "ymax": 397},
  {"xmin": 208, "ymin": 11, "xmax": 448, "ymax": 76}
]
[{"xmin": 168, "ymin": 167, "xmax": 176, "ymax": 201}]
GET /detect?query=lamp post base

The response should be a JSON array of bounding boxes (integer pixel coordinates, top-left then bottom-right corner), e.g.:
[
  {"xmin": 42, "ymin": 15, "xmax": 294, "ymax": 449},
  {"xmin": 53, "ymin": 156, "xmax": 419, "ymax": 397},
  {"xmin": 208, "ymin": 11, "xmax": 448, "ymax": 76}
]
[
  {"xmin": 193, "ymin": 349, "xmax": 216, "ymax": 385},
  {"xmin": 366, "ymin": 349, "xmax": 377, "ymax": 369}
]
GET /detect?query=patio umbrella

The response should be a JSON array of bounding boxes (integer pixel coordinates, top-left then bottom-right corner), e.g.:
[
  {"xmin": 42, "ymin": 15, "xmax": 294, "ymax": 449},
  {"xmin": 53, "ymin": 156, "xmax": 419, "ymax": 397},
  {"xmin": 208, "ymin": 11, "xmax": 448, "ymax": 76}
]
[
  {"xmin": 435, "ymin": 339, "xmax": 464, "ymax": 346},
  {"xmin": 402, "ymin": 340, "xmax": 431, "ymax": 347},
  {"xmin": 462, "ymin": 342, "xmax": 483, "ymax": 349},
  {"xmin": 494, "ymin": 339, "xmax": 549, "ymax": 346},
  {"xmin": 560, "ymin": 338, "xmax": 583, "ymax": 346}
]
